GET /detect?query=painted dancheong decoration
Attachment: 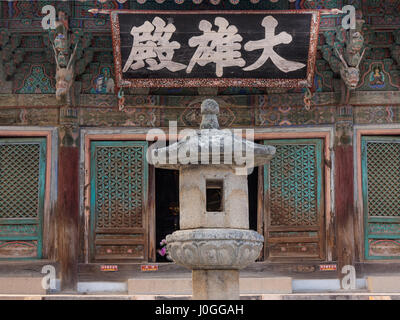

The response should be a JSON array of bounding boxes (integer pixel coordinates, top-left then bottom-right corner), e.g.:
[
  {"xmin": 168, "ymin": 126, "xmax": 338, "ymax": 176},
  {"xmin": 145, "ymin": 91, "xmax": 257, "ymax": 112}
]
[
  {"xmin": 99, "ymin": 10, "xmax": 320, "ymax": 88},
  {"xmin": 51, "ymin": 11, "xmax": 79, "ymax": 105},
  {"xmin": 52, "ymin": 40, "xmax": 78, "ymax": 104},
  {"xmin": 321, "ymin": 15, "xmax": 366, "ymax": 103},
  {"xmin": 335, "ymin": 46, "xmax": 366, "ymax": 90},
  {"xmin": 48, "ymin": 10, "xmax": 97, "ymax": 105}
]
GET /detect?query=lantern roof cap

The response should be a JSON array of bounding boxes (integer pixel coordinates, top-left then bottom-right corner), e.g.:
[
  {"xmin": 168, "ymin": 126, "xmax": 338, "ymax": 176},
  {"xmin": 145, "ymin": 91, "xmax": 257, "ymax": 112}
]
[{"xmin": 149, "ymin": 99, "xmax": 275, "ymax": 170}]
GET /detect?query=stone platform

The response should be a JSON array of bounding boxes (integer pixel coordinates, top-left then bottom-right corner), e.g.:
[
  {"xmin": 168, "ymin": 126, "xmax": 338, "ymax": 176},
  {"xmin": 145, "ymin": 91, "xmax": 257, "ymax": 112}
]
[
  {"xmin": 367, "ymin": 276, "xmax": 400, "ymax": 293},
  {"xmin": 0, "ymin": 293, "xmax": 399, "ymax": 300},
  {"xmin": 127, "ymin": 276, "xmax": 292, "ymax": 295},
  {"xmin": 0, "ymin": 277, "xmax": 46, "ymax": 295}
]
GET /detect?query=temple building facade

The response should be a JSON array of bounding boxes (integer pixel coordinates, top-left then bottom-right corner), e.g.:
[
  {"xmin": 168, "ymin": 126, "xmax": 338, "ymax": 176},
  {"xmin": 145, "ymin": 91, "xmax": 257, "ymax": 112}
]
[{"xmin": 0, "ymin": 0, "xmax": 399, "ymax": 294}]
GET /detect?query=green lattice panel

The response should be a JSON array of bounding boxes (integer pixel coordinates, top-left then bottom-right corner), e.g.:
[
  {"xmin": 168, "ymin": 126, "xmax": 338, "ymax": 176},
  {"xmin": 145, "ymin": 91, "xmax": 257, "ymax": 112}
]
[
  {"xmin": 0, "ymin": 138, "xmax": 46, "ymax": 259},
  {"xmin": 264, "ymin": 139, "xmax": 324, "ymax": 260},
  {"xmin": 265, "ymin": 141, "xmax": 320, "ymax": 227},
  {"xmin": 362, "ymin": 136, "xmax": 400, "ymax": 260},
  {"xmin": 90, "ymin": 141, "xmax": 148, "ymax": 261},
  {"xmin": 366, "ymin": 141, "xmax": 400, "ymax": 217}
]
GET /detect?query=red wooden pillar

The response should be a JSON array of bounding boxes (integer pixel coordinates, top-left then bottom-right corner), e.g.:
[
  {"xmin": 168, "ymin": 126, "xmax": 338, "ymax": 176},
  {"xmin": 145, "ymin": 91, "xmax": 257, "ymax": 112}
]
[
  {"xmin": 335, "ymin": 145, "xmax": 355, "ymax": 268},
  {"xmin": 335, "ymin": 107, "xmax": 355, "ymax": 279},
  {"xmin": 57, "ymin": 119, "xmax": 80, "ymax": 292}
]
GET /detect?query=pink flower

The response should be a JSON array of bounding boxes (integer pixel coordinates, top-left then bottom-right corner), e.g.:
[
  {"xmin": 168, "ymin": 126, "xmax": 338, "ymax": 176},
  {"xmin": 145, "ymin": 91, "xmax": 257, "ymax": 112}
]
[
  {"xmin": 160, "ymin": 247, "xmax": 166, "ymax": 256},
  {"xmin": 157, "ymin": 247, "xmax": 167, "ymax": 256}
]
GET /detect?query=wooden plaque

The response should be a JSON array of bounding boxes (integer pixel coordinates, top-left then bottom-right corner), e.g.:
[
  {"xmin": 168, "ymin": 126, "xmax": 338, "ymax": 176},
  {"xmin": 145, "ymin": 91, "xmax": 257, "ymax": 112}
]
[{"xmin": 110, "ymin": 10, "xmax": 320, "ymax": 88}]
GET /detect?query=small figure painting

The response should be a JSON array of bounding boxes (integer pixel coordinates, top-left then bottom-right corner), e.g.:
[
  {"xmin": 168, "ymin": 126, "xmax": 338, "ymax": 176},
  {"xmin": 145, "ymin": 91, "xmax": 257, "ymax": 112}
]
[
  {"xmin": 314, "ymin": 74, "xmax": 323, "ymax": 92},
  {"xmin": 369, "ymin": 65, "xmax": 385, "ymax": 89},
  {"xmin": 91, "ymin": 67, "xmax": 115, "ymax": 94}
]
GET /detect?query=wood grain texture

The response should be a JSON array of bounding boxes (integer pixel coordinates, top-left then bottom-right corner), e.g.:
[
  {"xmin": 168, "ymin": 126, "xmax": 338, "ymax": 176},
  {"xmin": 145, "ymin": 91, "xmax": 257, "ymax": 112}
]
[
  {"xmin": 147, "ymin": 164, "xmax": 156, "ymax": 262},
  {"xmin": 334, "ymin": 145, "xmax": 355, "ymax": 277},
  {"xmin": 257, "ymin": 166, "xmax": 264, "ymax": 261},
  {"xmin": 58, "ymin": 146, "xmax": 80, "ymax": 291}
]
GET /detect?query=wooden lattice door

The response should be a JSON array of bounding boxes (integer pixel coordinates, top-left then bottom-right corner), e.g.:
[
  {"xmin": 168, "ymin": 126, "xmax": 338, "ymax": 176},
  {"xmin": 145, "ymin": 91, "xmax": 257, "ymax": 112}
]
[
  {"xmin": 362, "ymin": 136, "xmax": 400, "ymax": 260},
  {"xmin": 263, "ymin": 139, "xmax": 325, "ymax": 260},
  {"xmin": 90, "ymin": 141, "xmax": 148, "ymax": 261},
  {"xmin": 0, "ymin": 138, "xmax": 46, "ymax": 259}
]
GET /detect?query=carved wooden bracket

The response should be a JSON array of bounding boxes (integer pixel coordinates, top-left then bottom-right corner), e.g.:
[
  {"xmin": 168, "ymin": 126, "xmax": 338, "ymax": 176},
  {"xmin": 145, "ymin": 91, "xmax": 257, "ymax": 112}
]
[
  {"xmin": 0, "ymin": 28, "xmax": 23, "ymax": 80},
  {"xmin": 46, "ymin": 11, "xmax": 94, "ymax": 106}
]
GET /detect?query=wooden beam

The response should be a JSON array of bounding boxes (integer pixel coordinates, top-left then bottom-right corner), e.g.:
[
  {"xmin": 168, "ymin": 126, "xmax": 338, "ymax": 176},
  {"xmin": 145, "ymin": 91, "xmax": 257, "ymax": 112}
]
[
  {"xmin": 58, "ymin": 146, "xmax": 79, "ymax": 292},
  {"xmin": 257, "ymin": 166, "xmax": 264, "ymax": 261},
  {"xmin": 263, "ymin": 173, "xmax": 270, "ymax": 260},
  {"xmin": 147, "ymin": 164, "xmax": 156, "ymax": 262},
  {"xmin": 1, "ymin": 91, "xmax": 399, "ymax": 109},
  {"xmin": 335, "ymin": 144, "xmax": 355, "ymax": 278}
]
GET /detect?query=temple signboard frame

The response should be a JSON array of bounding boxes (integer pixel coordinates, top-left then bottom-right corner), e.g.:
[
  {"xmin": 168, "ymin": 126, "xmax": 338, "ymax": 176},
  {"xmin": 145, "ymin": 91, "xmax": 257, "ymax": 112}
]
[{"xmin": 109, "ymin": 10, "xmax": 320, "ymax": 88}]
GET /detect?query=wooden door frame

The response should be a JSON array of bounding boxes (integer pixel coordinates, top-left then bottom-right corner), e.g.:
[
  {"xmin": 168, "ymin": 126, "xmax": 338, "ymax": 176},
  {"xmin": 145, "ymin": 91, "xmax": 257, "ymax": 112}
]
[
  {"xmin": 263, "ymin": 138, "xmax": 325, "ymax": 261},
  {"xmin": 82, "ymin": 132, "xmax": 156, "ymax": 263},
  {"xmin": 0, "ymin": 128, "xmax": 57, "ymax": 260},
  {"xmin": 254, "ymin": 130, "xmax": 333, "ymax": 262},
  {"xmin": 355, "ymin": 126, "xmax": 400, "ymax": 262},
  {"xmin": 81, "ymin": 130, "xmax": 196, "ymax": 264},
  {"xmin": 0, "ymin": 137, "xmax": 47, "ymax": 259},
  {"xmin": 88, "ymin": 140, "xmax": 149, "ymax": 261}
]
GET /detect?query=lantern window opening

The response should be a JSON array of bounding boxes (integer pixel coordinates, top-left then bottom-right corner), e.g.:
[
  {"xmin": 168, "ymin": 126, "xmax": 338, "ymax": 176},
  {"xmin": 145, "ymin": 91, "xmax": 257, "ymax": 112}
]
[{"xmin": 206, "ymin": 179, "xmax": 224, "ymax": 212}]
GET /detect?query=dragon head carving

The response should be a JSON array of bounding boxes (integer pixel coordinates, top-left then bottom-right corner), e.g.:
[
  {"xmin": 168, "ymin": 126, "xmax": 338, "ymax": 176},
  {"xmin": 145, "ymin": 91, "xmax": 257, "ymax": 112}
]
[
  {"xmin": 52, "ymin": 42, "xmax": 78, "ymax": 103},
  {"xmin": 335, "ymin": 48, "xmax": 366, "ymax": 89}
]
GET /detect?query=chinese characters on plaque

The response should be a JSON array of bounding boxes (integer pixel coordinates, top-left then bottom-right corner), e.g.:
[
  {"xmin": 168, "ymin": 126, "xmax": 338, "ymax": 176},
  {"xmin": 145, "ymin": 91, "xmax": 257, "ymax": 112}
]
[{"xmin": 112, "ymin": 11, "xmax": 320, "ymax": 87}]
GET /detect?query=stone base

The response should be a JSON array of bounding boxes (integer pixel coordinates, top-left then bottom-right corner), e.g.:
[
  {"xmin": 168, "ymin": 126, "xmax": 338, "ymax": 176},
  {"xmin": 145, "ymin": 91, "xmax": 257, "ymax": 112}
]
[
  {"xmin": 128, "ymin": 278, "xmax": 191, "ymax": 295},
  {"xmin": 0, "ymin": 277, "xmax": 46, "ymax": 294},
  {"xmin": 127, "ymin": 276, "xmax": 293, "ymax": 296},
  {"xmin": 240, "ymin": 277, "xmax": 292, "ymax": 294},
  {"xmin": 192, "ymin": 270, "xmax": 239, "ymax": 300},
  {"xmin": 367, "ymin": 276, "xmax": 400, "ymax": 293}
]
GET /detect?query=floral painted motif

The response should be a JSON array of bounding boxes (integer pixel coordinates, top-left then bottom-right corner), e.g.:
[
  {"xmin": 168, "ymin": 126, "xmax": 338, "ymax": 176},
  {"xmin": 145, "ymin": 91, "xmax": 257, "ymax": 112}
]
[{"xmin": 15, "ymin": 65, "xmax": 55, "ymax": 94}]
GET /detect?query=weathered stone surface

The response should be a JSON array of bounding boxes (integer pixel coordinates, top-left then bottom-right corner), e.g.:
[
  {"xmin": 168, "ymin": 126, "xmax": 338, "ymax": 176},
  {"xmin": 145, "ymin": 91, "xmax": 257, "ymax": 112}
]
[
  {"xmin": 0, "ymin": 277, "xmax": 46, "ymax": 294},
  {"xmin": 149, "ymin": 99, "xmax": 275, "ymax": 170},
  {"xmin": 166, "ymin": 229, "xmax": 264, "ymax": 270},
  {"xmin": 157, "ymin": 99, "xmax": 271, "ymax": 300},
  {"xmin": 128, "ymin": 278, "xmax": 192, "ymax": 295},
  {"xmin": 240, "ymin": 277, "xmax": 292, "ymax": 294},
  {"xmin": 200, "ymin": 99, "xmax": 220, "ymax": 129},
  {"xmin": 367, "ymin": 276, "xmax": 400, "ymax": 293},
  {"xmin": 180, "ymin": 166, "xmax": 249, "ymax": 229},
  {"xmin": 192, "ymin": 270, "xmax": 239, "ymax": 300},
  {"xmin": 127, "ymin": 276, "xmax": 293, "ymax": 296}
]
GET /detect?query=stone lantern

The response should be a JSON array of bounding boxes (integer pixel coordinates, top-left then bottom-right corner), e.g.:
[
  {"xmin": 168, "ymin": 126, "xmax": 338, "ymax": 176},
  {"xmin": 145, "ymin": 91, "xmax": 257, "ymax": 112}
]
[{"xmin": 149, "ymin": 99, "xmax": 275, "ymax": 300}]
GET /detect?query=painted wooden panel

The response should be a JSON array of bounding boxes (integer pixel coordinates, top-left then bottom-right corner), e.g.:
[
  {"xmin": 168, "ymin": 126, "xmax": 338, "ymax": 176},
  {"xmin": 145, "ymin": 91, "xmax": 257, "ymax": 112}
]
[
  {"xmin": 362, "ymin": 136, "xmax": 400, "ymax": 260},
  {"xmin": 0, "ymin": 138, "xmax": 46, "ymax": 259},
  {"xmin": 90, "ymin": 141, "xmax": 148, "ymax": 261},
  {"xmin": 112, "ymin": 10, "xmax": 319, "ymax": 88},
  {"xmin": 263, "ymin": 139, "xmax": 325, "ymax": 260}
]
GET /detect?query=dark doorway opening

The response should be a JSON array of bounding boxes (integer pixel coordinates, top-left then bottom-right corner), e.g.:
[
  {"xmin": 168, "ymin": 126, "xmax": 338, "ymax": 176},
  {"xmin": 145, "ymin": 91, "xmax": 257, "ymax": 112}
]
[
  {"xmin": 248, "ymin": 166, "xmax": 259, "ymax": 232},
  {"xmin": 155, "ymin": 168, "xmax": 179, "ymax": 262}
]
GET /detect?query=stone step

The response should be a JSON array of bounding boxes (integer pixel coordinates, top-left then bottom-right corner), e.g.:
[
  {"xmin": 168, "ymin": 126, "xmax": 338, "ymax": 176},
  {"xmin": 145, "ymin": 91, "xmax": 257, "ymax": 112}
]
[
  {"xmin": 127, "ymin": 277, "xmax": 292, "ymax": 295},
  {"xmin": 1, "ymin": 293, "xmax": 399, "ymax": 300},
  {"xmin": 2, "ymin": 275, "xmax": 398, "ymax": 296},
  {"xmin": 367, "ymin": 276, "xmax": 400, "ymax": 293},
  {"xmin": 0, "ymin": 277, "xmax": 46, "ymax": 295}
]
